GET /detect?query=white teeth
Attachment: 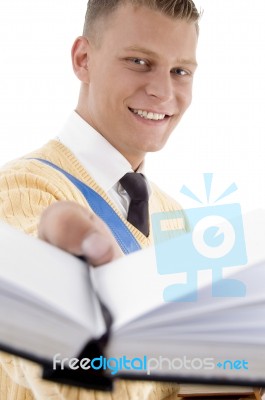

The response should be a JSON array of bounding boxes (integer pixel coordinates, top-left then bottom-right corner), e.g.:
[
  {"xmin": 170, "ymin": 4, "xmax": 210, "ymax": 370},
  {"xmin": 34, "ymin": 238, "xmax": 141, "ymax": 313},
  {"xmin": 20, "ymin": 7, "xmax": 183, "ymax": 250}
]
[{"xmin": 132, "ymin": 109, "xmax": 166, "ymax": 120}]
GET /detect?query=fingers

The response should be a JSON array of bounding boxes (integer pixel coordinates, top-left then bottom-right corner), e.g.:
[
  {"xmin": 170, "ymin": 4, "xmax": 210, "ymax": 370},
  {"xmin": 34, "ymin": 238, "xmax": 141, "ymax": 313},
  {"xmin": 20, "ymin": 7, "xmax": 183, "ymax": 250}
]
[{"xmin": 38, "ymin": 201, "xmax": 123, "ymax": 266}]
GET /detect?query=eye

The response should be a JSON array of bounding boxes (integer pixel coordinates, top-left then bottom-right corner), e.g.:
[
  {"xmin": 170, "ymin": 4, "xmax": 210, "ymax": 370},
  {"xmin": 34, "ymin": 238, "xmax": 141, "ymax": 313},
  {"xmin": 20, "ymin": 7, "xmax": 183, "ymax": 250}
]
[
  {"xmin": 124, "ymin": 57, "xmax": 150, "ymax": 71},
  {"xmin": 172, "ymin": 68, "xmax": 190, "ymax": 76},
  {"xmin": 130, "ymin": 58, "xmax": 147, "ymax": 66}
]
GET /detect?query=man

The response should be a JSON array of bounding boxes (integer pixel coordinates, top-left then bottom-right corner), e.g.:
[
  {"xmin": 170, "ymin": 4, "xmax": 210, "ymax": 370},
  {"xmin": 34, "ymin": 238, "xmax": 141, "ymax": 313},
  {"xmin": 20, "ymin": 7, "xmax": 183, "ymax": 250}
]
[{"xmin": 0, "ymin": 0, "xmax": 199, "ymax": 399}]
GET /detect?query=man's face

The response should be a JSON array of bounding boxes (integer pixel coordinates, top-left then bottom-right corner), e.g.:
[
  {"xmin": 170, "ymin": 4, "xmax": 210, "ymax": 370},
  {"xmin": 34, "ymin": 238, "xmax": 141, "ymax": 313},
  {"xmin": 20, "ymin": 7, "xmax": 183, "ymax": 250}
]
[{"xmin": 83, "ymin": 3, "xmax": 198, "ymax": 168}]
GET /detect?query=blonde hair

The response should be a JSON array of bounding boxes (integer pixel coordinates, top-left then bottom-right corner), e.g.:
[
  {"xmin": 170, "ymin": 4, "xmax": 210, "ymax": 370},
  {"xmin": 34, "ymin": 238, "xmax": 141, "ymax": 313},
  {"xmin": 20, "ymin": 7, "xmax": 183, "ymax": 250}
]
[{"xmin": 83, "ymin": 0, "xmax": 201, "ymax": 42}]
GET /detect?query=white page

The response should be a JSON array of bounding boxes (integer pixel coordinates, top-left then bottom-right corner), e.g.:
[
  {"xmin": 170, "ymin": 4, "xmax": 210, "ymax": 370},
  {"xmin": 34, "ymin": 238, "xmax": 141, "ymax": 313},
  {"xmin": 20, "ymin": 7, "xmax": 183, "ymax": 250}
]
[
  {"xmin": 0, "ymin": 222, "xmax": 106, "ymax": 337},
  {"xmin": 0, "ymin": 293, "xmax": 91, "ymax": 360},
  {"xmin": 92, "ymin": 209, "xmax": 265, "ymax": 331},
  {"xmin": 91, "ymin": 246, "xmax": 182, "ymax": 330}
]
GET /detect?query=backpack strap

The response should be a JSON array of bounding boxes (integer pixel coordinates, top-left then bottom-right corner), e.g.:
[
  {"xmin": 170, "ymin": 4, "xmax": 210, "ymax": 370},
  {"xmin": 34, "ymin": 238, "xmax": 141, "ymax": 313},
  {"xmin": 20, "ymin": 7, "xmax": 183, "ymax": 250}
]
[{"xmin": 31, "ymin": 158, "xmax": 141, "ymax": 254}]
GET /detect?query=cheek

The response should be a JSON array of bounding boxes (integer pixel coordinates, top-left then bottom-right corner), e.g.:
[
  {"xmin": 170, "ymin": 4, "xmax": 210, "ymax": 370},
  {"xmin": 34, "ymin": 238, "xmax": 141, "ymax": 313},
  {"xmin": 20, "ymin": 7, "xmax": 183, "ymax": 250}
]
[
  {"xmin": 89, "ymin": 77, "xmax": 111, "ymax": 110},
  {"xmin": 178, "ymin": 86, "xmax": 193, "ymax": 113}
]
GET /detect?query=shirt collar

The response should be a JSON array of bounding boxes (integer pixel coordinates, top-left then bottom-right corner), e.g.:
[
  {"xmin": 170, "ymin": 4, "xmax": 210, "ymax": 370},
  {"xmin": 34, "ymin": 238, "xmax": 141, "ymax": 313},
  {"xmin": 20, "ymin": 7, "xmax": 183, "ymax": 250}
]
[{"xmin": 57, "ymin": 111, "xmax": 146, "ymax": 193}]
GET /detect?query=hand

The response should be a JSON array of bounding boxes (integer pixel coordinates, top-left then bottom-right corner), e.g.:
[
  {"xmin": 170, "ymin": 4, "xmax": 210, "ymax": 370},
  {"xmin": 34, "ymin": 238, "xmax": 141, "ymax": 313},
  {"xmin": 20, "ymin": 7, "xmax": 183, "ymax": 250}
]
[{"xmin": 38, "ymin": 201, "xmax": 123, "ymax": 266}]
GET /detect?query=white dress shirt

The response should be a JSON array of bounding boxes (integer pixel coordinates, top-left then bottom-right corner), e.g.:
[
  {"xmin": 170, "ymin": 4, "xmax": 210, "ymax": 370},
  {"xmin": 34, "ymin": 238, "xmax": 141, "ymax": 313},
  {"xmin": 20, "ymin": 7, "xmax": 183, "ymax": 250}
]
[{"xmin": 57, "ymin": 111, "xmax": 150, "ymax": 218}]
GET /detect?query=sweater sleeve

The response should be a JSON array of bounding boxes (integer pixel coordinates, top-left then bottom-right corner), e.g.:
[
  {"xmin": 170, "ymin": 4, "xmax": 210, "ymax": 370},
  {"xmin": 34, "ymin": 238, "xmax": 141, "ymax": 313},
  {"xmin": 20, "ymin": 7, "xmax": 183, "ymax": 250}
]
[
  {"xmin": 0, "ymin": 174, "xmax": 55, "ymax": 235},
  {"xmin": 0, "ymin": 168, "xmax": 67, "ymax": 236},
  {"xmin": 0, "ymin": 146, "xmax": 94, "ymax": 235}
]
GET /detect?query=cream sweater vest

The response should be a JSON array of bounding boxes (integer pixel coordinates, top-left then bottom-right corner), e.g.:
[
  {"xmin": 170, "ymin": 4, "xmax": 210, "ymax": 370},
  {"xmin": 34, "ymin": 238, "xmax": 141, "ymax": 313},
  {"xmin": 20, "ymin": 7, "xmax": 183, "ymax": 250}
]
[{"xmin": 0, "ymin": 140, "xmax": 185, "ymax": 400}]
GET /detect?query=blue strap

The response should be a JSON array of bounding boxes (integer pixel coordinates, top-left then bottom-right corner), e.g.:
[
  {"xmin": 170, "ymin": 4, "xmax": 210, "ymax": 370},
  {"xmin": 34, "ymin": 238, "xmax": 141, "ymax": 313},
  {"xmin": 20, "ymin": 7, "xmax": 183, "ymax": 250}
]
[{"xmin": 31, "ymin": 158, "xmax": 141, "ymax": 254}]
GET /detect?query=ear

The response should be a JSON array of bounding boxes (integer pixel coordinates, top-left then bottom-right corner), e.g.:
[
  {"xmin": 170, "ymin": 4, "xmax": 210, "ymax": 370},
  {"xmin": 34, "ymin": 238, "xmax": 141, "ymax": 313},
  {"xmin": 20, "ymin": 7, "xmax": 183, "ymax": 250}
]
[{"xmin": 71, "ymin": 36, "xmax": 91, "ymax": 83}]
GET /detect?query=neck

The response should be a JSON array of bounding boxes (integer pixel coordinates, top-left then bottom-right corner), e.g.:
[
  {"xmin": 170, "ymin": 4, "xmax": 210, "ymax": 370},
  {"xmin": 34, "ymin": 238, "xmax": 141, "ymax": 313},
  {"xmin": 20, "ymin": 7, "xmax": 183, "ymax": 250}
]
[{"xmin": 75, "ymin": 101, "xmax": 145, "ymax": 171}]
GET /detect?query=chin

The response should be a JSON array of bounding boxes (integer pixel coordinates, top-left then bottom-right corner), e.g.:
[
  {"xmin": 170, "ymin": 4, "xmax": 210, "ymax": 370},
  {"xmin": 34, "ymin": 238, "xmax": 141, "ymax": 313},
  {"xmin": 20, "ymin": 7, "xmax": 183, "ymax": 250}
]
[
  {"xmin": 143, "ymin": 140, "xmax": 168, "ymax": 153},
  {"xmin": 131, "ymin": 133, "xmax": 171, "ymax": 155}
]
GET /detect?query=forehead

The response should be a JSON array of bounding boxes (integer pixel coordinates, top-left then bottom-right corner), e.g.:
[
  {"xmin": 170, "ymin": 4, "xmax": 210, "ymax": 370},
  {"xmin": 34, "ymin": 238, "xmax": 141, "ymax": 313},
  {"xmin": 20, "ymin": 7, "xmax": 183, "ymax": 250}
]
[{"xmin": 97, "ymin": 3, "xmax": 198, "ymax": 64}]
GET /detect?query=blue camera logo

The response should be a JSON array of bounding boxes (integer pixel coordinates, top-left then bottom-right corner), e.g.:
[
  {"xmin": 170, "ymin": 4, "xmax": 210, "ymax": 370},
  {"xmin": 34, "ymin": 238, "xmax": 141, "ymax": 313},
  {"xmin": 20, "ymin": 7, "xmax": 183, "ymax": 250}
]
[{"xmin": 152, "ymin": 174, "xmax": 248, "ymax": 302}]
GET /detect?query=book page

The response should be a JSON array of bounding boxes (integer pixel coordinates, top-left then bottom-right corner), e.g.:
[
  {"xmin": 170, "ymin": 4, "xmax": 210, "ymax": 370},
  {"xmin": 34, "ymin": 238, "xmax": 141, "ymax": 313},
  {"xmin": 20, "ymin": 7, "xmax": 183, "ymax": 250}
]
[
  {"xmin": 91, "ymin": 245, "xmax": 179, "ymax": 330},
  {"xmin": 0, "ymin": 221, "xmax": 106, "ymax": 336},
  {"xmin": 92, "ymin": 209, "xmax": 265, "ymax": 333}
]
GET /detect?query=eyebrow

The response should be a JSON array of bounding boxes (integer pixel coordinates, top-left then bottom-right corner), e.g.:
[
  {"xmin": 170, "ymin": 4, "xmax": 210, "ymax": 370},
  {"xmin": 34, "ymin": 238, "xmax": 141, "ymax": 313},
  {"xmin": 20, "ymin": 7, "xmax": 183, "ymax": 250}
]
[{"xmin": 124, "ymin": 46, "xmax": 198, "ymax": 67}]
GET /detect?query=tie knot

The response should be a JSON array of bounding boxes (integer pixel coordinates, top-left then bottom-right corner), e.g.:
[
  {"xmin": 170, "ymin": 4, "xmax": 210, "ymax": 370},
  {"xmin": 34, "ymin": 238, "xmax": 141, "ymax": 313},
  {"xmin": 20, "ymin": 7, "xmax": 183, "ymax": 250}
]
[{"xmin": 119, "ymin": 173, "xmax": 149, "ymax": 202}]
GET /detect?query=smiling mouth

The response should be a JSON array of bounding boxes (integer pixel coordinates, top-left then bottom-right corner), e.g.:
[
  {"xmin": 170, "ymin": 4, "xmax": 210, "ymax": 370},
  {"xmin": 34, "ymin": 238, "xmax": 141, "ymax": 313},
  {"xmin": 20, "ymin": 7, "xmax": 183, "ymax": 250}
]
[{"xmin": 129, "ymin": 107, "xmax": 170, "ymax": 121}]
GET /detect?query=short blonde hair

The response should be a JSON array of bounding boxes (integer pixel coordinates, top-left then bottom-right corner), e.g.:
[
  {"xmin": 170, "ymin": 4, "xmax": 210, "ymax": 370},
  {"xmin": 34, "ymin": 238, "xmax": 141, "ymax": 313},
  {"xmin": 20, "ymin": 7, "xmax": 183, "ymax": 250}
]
[{"xmin": 83, "ymin": 0, "xmax": 201, "ymax": 42}]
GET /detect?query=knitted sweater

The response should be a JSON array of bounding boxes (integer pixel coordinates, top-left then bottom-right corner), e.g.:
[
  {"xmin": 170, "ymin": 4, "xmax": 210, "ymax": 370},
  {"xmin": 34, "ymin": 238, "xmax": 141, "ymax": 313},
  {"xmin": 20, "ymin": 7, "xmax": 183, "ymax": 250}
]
[{"xmin": 0, "ymin": 140, "xmax": 185, "ymax": 400}]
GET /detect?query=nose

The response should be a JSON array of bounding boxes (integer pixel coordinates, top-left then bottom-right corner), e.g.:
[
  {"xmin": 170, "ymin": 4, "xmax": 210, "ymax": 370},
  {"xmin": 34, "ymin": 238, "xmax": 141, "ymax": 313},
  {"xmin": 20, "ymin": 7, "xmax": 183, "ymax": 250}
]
[{"xmin": 145, "ymin": 69, "xmax": 174, "ymax": 102}]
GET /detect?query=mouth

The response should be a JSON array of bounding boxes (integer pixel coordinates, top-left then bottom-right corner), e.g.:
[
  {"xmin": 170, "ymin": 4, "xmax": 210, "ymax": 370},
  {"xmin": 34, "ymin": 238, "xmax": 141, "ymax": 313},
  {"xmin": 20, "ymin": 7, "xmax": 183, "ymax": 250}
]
[{"xmin": 128, "ymin": 107, "xmax": 171, "ymax": 121}]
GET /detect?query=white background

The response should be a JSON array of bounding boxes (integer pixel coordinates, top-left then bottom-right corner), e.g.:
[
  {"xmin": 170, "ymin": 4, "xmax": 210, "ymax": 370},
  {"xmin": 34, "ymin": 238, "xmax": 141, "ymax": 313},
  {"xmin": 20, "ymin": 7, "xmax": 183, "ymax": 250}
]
[{"xmin": 0, "ymin": 1, "xmax": 265, "ymax": 213}]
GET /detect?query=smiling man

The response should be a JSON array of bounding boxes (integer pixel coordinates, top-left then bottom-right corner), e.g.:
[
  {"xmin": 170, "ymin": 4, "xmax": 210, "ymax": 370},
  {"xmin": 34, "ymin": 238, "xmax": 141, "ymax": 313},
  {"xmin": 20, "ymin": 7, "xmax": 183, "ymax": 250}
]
[
  {"xmin": 0, "ymin": 0, "xmax": 200, "ymax": 399},
  {"xmin": 75, "ymin": 3, "xmax": 198, "ymax": 168},
  {"xmin": 0, "ymin": 0, "xmax": 199, "ymax": 264}
]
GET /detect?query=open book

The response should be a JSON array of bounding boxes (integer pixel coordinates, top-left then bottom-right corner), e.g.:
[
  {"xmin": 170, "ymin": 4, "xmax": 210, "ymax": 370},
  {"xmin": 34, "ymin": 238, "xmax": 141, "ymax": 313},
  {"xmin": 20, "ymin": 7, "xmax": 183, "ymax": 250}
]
[{"xmin": 0, "ymin": 209, "xmax": 265, "ymax": 391}]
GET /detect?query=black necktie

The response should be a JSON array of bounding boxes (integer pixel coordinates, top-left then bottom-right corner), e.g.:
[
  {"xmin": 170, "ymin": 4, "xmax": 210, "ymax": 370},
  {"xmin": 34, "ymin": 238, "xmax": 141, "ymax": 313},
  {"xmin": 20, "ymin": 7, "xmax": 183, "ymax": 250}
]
[{"xmin": 119, "ymin": 172, "xmax": 149, "ymax": 236}]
